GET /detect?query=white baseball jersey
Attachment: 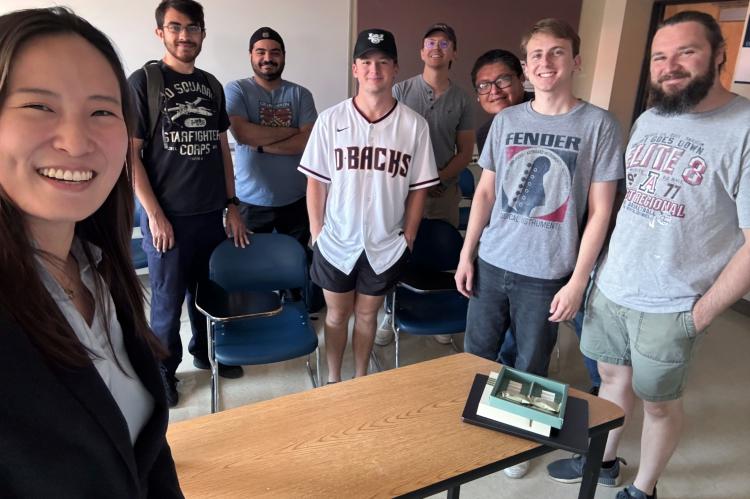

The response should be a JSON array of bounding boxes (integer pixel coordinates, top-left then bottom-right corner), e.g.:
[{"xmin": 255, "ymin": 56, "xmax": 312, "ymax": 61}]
[{"xmin": 299, "ymin": 98, "xmax": 439, "ymax": 274}]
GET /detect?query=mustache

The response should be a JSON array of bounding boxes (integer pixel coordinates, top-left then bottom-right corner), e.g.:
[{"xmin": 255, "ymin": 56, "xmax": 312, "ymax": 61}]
[
  {"xmin": 259, "ymin": 61, "xmax": 278, "ymax": 68},
  {"xmin": 658, "ymin": 71, "xmax": 690, "ymax": 83}
]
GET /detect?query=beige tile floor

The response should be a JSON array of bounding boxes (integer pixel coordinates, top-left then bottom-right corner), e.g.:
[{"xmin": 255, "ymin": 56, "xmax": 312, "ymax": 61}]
[{"xmin": 147, "ymin": 276, "xmax": 750, "ymax": 499}]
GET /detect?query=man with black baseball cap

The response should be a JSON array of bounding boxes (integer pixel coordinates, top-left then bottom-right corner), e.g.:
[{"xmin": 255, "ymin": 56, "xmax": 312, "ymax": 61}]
[
  {"xmin": 225, "ymin": 26, "xmax": 318, "ymax": 248},
  {"xmin": 299, "ymin": 29, "xmax": 438, "ymax": 384},
  {"xmin": 379, "ymin": 22, "xmax": 474, "ymax": 346}
]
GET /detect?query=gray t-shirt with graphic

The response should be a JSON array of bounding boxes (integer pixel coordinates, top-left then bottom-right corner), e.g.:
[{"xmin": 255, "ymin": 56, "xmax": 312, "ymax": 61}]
[
  {"xmin": 478, "ymin": 101, "xmax": 624, "ymax": 279},
  {"xmin": 597, "ymin": 96, "xmax": 750, "ymax": 313}
]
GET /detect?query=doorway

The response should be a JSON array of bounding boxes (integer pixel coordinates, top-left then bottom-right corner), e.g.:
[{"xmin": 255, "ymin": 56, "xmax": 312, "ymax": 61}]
[{"xmin": 631, "ymin": 0, "xmax": 749, "ymax": 122}]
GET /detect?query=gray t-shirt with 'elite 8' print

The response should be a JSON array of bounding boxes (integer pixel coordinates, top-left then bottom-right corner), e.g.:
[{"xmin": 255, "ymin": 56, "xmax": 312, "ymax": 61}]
[{"xmin": 597, "ymin": 96, "xmax": 750, "ymax": 313}]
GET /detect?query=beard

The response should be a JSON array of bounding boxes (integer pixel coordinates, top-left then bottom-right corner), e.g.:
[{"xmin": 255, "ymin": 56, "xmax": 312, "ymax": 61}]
[
  {"xmin": 165, "ymin": 40, "xmax": 202, "ymax": 64},
  {"xmin": 252, "ymin": 60, "xmax": 285, "ymax": 81},
  {"xmin": 649, "ymin": 62, "xmax": 715, "ymax": 116}
]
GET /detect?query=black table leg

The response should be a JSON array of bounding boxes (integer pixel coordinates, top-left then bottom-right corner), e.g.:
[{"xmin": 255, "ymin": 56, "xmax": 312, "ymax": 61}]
[
  {"xmin": 578, "ymin": 431, "xmax": 607, "ymax": 499},
  {"xmin": 447, "ymin": 486, "xmax": 460, "ymax": 499}
]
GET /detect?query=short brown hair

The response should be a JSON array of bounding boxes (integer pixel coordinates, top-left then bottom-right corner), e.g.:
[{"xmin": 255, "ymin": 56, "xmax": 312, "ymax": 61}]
[
  {"xmin": 658, "ymin": 10, "xmax": 726, "ymax": 72},
  {"xmin": 520, "ymin": 18, "xmax": 580, "ymax": 58}
]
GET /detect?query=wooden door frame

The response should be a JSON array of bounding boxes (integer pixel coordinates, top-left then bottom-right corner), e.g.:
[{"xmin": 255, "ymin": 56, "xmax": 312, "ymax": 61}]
[{"xmin": 631, "ymin": 0, "xmax": 744, "ymax": 124}]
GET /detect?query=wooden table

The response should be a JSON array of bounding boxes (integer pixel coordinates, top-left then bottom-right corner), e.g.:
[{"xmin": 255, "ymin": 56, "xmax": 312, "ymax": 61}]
[{"xmin": 168, "ymin": 353, "xmax": 624, "ymax": 498}]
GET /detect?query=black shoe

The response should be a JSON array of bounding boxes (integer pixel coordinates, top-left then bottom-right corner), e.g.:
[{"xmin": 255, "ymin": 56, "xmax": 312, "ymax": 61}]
[
  {"xmin": 616, "ymin": 484, "xmax": 656, "ymax": 499},
  {"xmin": 192, "ymin": 357, "xmax": 244, "ymax": 379},
  {"xmin": 160, "ymin": 368, "xmax": 179, "ymax": 408},
  {"xmin": 589, "ymin": 385, "xmax": 600, "ymax": 396}
]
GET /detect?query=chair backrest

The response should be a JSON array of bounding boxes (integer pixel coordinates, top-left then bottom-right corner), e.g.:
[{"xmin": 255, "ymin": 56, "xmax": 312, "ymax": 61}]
[
  {"xmin": 458, "ymin": 168, "xmax": 476, "ymax": 199},
  {"xmin": 409, "ymin": 219, "xmax": 464, "ymax": 272},
  {"xmin": 209, "ymin": 234, "xmax": 308, "ymax": 292}
]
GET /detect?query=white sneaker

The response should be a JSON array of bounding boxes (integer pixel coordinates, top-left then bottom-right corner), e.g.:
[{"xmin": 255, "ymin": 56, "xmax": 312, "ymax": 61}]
[
  {"xmin": 375, "ymin": 315, "xmax": 394, "ymax": 346},
  {"xmin": 503, "ymin": 461, "xmax": 529, "ymax": 479},
  {"xmin": 434, "ymin": 334, "xmax": 453, "ymax": 345}
]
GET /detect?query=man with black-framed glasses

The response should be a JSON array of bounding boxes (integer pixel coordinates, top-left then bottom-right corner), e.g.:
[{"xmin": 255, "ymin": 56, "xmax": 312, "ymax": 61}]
[
  {"xmin": 128, "ymin": 0, "xmax": 248, "ymax": 407},
  {"xmin": 471, "ymin": 49, "xmax": 533, "ymax": 155}
]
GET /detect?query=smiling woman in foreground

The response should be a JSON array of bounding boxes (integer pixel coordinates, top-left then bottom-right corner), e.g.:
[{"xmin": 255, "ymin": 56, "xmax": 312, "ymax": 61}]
[{"xmin": 0, "ymin": 7, "xmax": 182, "ymax": 498}]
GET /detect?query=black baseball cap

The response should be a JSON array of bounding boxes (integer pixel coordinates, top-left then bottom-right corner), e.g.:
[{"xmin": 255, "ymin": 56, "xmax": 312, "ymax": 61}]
[
  {"xmin": 249, "ymin": 27, "xmax": 285, "ymax": 52},
  {"xmin": 353, "ymin": 28, "xmax": 397, "ymax": 61},
  {"xmin": 423, "ymin": 22, "xmax": 457, "ymax": 49}
]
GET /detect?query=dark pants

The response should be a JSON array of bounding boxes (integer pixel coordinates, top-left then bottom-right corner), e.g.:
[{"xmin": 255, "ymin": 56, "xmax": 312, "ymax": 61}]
[
  {"xmin": 464, "ymin": 258, "xmax": 567, "ymax": 377},
  {"xmin": 499, "ymin": 304, "xmax": 601, "ymax": 387},
  {"xmin": 141, "ymin": 210, "xmax": 226, "ymax": 375},
  {"xmin": 239, "ymin": 197, "xmax": 310, "ymax": 248}
]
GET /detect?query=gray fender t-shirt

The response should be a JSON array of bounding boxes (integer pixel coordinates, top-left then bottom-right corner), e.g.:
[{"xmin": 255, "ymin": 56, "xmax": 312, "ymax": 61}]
[{"xmin": 478, "ymin": 100, "xmax": 624, "ymax": 279}]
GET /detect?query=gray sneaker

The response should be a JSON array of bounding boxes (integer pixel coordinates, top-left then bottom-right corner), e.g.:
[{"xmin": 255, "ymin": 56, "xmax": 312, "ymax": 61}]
[
  {"xmin": 547, "ymin": 454, "xmax": 626, "ymax": 487},
  {"xmin": 616, "ymin": 484, "xmax": 656, "ymax": 499},
  {"xmin": 375, "ymin": 314, "xmax": 394, "ymax": 346}
]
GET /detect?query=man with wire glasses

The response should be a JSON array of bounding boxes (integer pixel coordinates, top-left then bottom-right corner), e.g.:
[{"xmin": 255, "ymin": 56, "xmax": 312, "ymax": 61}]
[
  {"xmin": 128, "ymin": 0, "xmax": 248, "ymax": 407},
  {"xmin": 379, "ymin": 23, "xmax": 474, "ymax": 347}
]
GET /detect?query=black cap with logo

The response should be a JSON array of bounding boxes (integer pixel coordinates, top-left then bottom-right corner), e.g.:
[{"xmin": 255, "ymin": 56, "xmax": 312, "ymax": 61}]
[
  {"xmin": 353, "ymin": 28, "xmax": 397, "ymax": 61},
  {"xmin": 249, "ymin": 27, "xmax": 285, "ymax": 53},
  {"xmin": 423, "ymin": 23, "xmax": 457, "ymax": 49}
]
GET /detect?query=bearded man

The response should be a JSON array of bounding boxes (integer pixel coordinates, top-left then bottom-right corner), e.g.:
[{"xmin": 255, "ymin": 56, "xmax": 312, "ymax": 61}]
[
  {"xmin": 548, "ymin": 11, "xmax": 750, "ymax": 499},
  {"xmin": 225, "ymin": 27, "xmax": 318, "ymax": 246}
]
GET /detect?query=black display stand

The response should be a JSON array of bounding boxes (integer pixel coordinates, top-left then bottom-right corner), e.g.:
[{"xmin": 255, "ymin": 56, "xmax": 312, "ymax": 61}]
[{"xmin": 461, "ymin": 373, "xmax": 589, "ymax": 454}]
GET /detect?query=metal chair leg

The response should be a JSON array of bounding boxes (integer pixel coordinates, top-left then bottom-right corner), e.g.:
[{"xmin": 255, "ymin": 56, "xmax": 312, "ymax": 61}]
[
  {"xmin": 395, "ymin": 328, "xmax": 401, "ymax": 368},
  {"xmin": 208, "ymin": 319, "xmax": 220, "ymax": 413},
  {"xmin": 316, "ymin": 347, "xmax": 322, "ymax": 387},
  {"xmin": 306, "ymin": 348, "xmax": 320, "ymax": 388},
  {"xmin": 370, "ymin": 350, "xmax": 382, "ymax": 373},
  {"xmin": 449, "ymin": 335, "xmax": 461, "ymax": 353}
]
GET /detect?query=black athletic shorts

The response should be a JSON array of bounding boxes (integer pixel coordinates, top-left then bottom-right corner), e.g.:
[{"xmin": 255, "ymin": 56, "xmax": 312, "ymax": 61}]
[{"xmin": 310, "ymin": 245, "xmax": 410, "ymax": 296}]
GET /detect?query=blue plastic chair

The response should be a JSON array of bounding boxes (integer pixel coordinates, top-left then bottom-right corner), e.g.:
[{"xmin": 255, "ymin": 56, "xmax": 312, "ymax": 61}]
[
  {"xmin": 390, "ymin": 219, "xmax": 468, "ymax": 367},
  {"xmin": 197, "ymin": 234, "xmax": 320, "ymax": 412},
  {"xmin": 458, "ymin": 168, "xmax": 476, "ymax": 230}
]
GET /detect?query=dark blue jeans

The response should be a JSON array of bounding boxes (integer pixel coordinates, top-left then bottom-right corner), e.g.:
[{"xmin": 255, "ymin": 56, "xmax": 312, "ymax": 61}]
[
  {"xmin": 141, "ymin": 210, "xmax": 226, "ymax": 375},
  {"xmin": 498, "ymin": 297, "xmax": 601, "ymax": 388},
  {"xmin": 465, "ymin": 258, "xmax": 567, "ymax": 377}
]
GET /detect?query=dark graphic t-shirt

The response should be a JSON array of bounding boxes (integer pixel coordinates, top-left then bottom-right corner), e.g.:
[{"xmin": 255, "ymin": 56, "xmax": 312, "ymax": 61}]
[{"xmin": 128, "ymin": 62, "xmax": 230, "ymax": 216}]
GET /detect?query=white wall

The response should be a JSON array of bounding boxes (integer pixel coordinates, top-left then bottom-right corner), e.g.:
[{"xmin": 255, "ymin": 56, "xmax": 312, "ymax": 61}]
[{"xmin": 1, "ymin": 0, "xmax": 351, "ymax": 114}]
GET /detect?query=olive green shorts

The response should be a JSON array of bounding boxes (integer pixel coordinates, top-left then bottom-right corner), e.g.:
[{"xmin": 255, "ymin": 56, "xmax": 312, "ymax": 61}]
[{"xmin": 580, "ymin": 284, "xmax": 706, "ymax": 402}]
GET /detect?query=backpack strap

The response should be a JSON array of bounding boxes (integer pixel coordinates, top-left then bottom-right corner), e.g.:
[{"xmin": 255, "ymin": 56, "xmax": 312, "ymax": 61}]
[
  {"xmin": 142, "ymin": 60, "xmax": 164, "ymax": 150},
  {"xmin": 198, "ymin": 69, "xmax": 224, "ymax": 111}
]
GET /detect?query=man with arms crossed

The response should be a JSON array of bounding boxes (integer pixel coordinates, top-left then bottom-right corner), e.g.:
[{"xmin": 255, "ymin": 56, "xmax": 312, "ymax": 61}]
[
  {"xmin": 225, "ymin": 27, "xmax": 317, "ymax": 247},
  {"xmin": 299, "ymin": 29, "xmax": 439, "ymax": 383},
  {"xmin": 548, "ymin": 12, "xmax": 750, "ymax": 499},
  {"xmin": 129, "ymin": 0, "xmax": 248, "ymax": 407},
  {"xmin": 455, "ymin": 18, "xmax": 623, "ymax": 478}
]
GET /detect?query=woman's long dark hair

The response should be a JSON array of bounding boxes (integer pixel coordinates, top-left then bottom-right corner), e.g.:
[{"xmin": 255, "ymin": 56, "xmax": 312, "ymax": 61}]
[{"xmin": 0, "ymin": 7, "xmax": 164, "ymax": 367}]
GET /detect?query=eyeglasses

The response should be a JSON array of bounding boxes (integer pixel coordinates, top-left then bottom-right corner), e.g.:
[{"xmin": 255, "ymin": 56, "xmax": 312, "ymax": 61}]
[
  {"xmin": 423, "ymin": 39, "xmax": 451, "ymax": 50},
  {"xmin": 476, "ymin": 75, "xmax": 515, "ymax": 94},
  {"xmin": 162, "ymin": 24, "xmax": 203, "ymax": 35},
  {"xmin": 499, "ymin": 390, "xmax": 561, "ymax": 414}
]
